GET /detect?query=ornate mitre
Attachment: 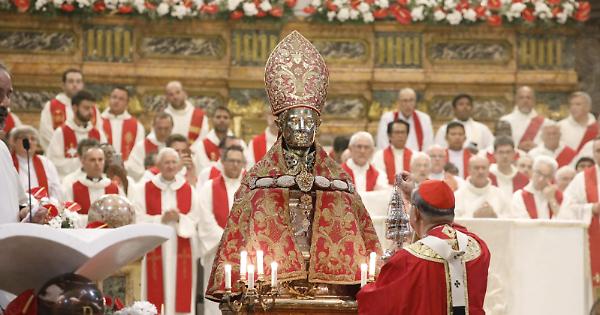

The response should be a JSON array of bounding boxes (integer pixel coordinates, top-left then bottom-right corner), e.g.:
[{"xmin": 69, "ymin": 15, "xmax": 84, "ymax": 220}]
[{"xmin": 264, "ymin": 31, "xmax": 329, "ymax": 116}]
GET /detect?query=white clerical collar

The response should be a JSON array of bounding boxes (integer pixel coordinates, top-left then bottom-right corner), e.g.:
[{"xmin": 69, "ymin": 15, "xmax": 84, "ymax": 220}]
[
  {"xmin": 224, "ymin": 173, "xmax": 243, "ymax": 185},
  {"xmin": 55, "ymin": 92, "xmax": 72, "ymax": 106},
  {"xmin": 542, "ymin": 143, "xmax": 564, "ymax": 154},
  {"xmin": 467, "ymin": 179, "xmax": 491, "ymax": 195},
  {"xmin": 490, "ymin": 163, "xmax": 517, "ymax": 179},
  {"xmin": 567, "ymin": 113, "xmax": 595, "ymax": 127},
  {"xmin": 153, "ymin": 174, "xmax": 185, "ymax": 190},
  {"xmin": 347, "ymin": 159, "xmax": 369, "ymax": 172},
  {"xmin": 523, "ymin": 182, "xmax": 543, "ymax": 196},
  {"xmin": 398, "ymin": 111, "xmax": 414, "ymax": 121},
  {"xmin": 391, "ymin": 146, "xmax": 404, "ymax": 154},
  {"xmin": 513, "ymin": 107, "xmax": 537, "ymax": 119},
  {"xmin": 80, "ymin": 175, "xmax": 111, "ymax": 188},
  {"xmin": 66, "ymin": 119, "xmax": 93, "ymax": 132},
  {"xmin": 167, "ymin": 101, "xmax": 193, "ymax": 114},
  {"xmin": 147, "ymin": 132, "xmax": 165, "ymax": 147},
  {"xmin": 102, "ymin": 109, "xmax": 131, "ymax": 120},
  {"xmin": 206, "ymin": 129, "xmax": 234, "ymax": 146},
  {"xmin": 429, "ymin": 172, "xmax": 444, "ymax": 180},
  {"xmin": 453, "ymin": 117, "xmax": 473, "ymax": 125}
]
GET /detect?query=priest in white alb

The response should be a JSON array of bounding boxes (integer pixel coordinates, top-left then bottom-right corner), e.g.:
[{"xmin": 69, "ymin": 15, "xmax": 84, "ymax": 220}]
[
  {"xmin": 529, "ymin": 122, "xmax": 577, "ymax": 168},
  {"xmin": 38, "ymin": 69, "xmax": 102, "ymax": 150},
  {"xmin": 1, "ymin": 104, "xmax": 21, "ymax": 141},
  {"xmin": 558, "ymin": 91, "xmax": 598, "ymax": 153},
  {"xmin": 372, "ymin": 120, "xmax": 413, "ymax": 185},
  {"xmin": 444, "ymin": 121, "xmax": 473, "ymax": 179},
  {"xmin": 499, "ymin": 86, "xmax": 550, "ymax": 152},
  {"xmin": 246, "ymin": 112, "xmax": 278, "ymax": 167},
  {"xmin": 9, "ymin": 126, "xmax": 63, "ymax": 201},
  {"xmin": 197, "ymin": 136, "xmax": 244, "ymax": 187},
  {"xmin": 488, "ymin": 136, "xmax": 529, "ymax": 199},
  {"xmin": 410, "ymin": 152, "xmax": 432, "ymax": 186},
  {"xmin": 132, "ymin": 147, "xmax": 201, "ymax": 315},
  {"xmin": 341, "ymin": 131, "xmax": 388, "ymax": 192},
  {"xmin": 426, "ymin": 145, "xmax": 464, "ymax": 191},
  {"xmin": 512, "ymin": 156, "xmax": 561, "ymax": 219},
  {"xmin": 163, "ymin": 81, "xmax": 208, "ymax": 143},
  {"xmin": 47, "ymin": 90, "xmax": 106, "ymax": 178},
  {"xmin": 100, "ymin": 87, "xmax": 145, "ymax": 161},
  {"xmin": 125, "ymin": 112, "xmax": 173, "ymax": 181},
  {"xmin": 454, "ymin": 155, "xmax": 512, "ymax": 218},
  {"xmin": 196, "ymin": 145, "xmax": 246, "ymax": 315},
  {"xmin": 375, "ymin": 88, "xmax": 433, "ymax": 151},
  {"xmin": 434, "ymin": 94, "xmax": 494, "ymax": 150}
]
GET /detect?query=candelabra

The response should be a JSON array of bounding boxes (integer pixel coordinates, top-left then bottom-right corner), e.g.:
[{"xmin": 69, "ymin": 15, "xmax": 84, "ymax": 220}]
[
  {"xmin": 222, "ymin": 277, "xmax": 279, "ymax": 313},
  {"xmin": 382, "ymin": 174, "xmax": 412, "ymax": 261}
]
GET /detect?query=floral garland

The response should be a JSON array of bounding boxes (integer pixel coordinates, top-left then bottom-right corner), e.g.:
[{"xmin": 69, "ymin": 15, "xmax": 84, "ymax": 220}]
[
  {"xmin": 4, "ymin": 0, "xmax": 296, "ymax": 20},
  {"xmin": 302, "ymin": 0, "xmax": 590, "ymax": 25}
]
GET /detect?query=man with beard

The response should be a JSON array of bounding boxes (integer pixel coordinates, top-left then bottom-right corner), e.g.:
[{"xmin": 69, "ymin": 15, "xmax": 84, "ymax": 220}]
[{"xmin": 47, "ymin": 90, "xmax": 106, "ymax": 178}]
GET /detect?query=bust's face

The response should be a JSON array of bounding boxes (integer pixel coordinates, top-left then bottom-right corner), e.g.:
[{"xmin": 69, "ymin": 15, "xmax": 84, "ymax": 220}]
[{"xmin": 278, "ymin": 107, "xmax": 319, "ymax": 150}]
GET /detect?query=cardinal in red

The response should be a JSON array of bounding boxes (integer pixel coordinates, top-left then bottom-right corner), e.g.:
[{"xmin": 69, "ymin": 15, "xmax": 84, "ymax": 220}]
[{"xmin": 357, "ymin": 179, "xmax": 490, "ymax": 315}]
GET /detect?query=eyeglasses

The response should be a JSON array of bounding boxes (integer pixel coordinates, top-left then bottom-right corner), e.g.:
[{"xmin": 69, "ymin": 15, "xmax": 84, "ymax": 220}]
[{"xmin": 224, "ymin": 159, "xmax": 245, "ymax": 165}]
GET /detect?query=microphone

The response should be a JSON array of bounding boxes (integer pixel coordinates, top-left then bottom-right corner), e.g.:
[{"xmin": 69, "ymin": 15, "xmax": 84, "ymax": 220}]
[
  {"xmin": 23, "ymin": 138, "xmax": 32, "ymax": 223},
  {"xmin": 0, "ymin": 106, "xmax": 7, "ymax": 130}
]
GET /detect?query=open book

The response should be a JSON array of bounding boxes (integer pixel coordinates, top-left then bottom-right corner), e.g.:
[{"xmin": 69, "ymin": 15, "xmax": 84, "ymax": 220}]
[{"xmin": 0, "ymin": 223, "xmax": 174, "ymax": 294}]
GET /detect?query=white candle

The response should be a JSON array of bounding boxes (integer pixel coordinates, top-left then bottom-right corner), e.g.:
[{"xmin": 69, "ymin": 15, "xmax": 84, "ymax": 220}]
[
  {"xmin": 160, "ymin": 304, "xmax": 164, "ymax": 315},
  {"xmin": 240, "ymin": 251, "xmax": 248, "ymax": 280},
  {"xmin": 224, "ymin": 264, "xmax": 232, "ymax": 290},
  {"xmin": 368, "ymin": 252, "xmax": 377, "ymax": 279},
  {"xmin": 247, "ymin": 264, "xmax": 255, "ymax": 289},
  {"xmin": 256, "ymin": 250, "xmax": 264, "ymax": 275},
  {"xmin": 360, "ymin": 263, "xmax": 368, "ymax": 287},
  {"xmin": 271, "ymin": 261, "xmax": 278, "ymax": 288}
]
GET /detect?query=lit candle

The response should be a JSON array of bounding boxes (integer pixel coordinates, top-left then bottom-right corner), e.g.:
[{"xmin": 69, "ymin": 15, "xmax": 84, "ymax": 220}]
[
  {"xmin": 360, "ymin": 263, "xmax": 368, "ymax": 287},
  {"xmin": 271, "ymin": 261, "xmax": 278, "ymax": 288},
  {"xmin": 224, "ymin": 264, "xmax": 232, "ymax": 290},
  {"xmin": 247, "ymin": 264, "xmax": 255, "ymax": 289},
  {"xmin": 160, "ymin": 304, "xmax": 164, "ymax": 315},
  {"xmin": 240, "ymin": 251, "xmax": 248, "ymax": 280},
  {"xmin": 368, "ymin": 252, "xmax": 377, "ymax": 279},
  {"xmin": 257, "ymin": 250, "xmax": 264, "ymax": 275}
]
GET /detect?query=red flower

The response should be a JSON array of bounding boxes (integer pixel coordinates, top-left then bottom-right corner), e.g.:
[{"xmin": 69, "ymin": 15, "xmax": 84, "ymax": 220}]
[
  {"xmin": 547, "ymin": 0, "xmax": 560, "ymax": 5},
  {"xmin": 270, "ymin": 6, "xmax": 283, "ymax": 16},
  {"xmin": 63, "ymin": 201, "xmax": 82, "ymax": 212},
  {"xmin": 364, "ymin": 0, "xmax": 375, "ymax": 4},
  {"xmin": 396, "ymin": 0, "xmax": 407, "ymax": 6},
  {"xmin": 201, "ymin": 3, "xmax": 219, "ymax": 13},
  {"xmin": 574, "ymin": 9, "xmax": 589, "ymax": 21},
  {"xmin": 230, "ymin": 10, "xmax": 244, "ymax": 19},
  {"xmin": 285, "ymin": 0, "xmax": 296, "ymax": 7},
  {"xmin": 93, "ymin": 0, "xmax": 106, "ymax": 12},
  {"xmin": 104, "ymin": 296, "xmax": 113, "ymax": 307},
  {"xmin": 12, "ymin": 0, "xmax": 30, "ymax": 12},
  {"xmin": 487, "ymin": 14, "xmax": 502, "ymax": 26},
  {"xmin": 144, "ymin": 1, "xmax": 156, "ymax": 10},
  {"xmin": 455, "ymin": 0, "xmax": 469, "ymax": 11},
  {"xmin": 393, "ymin": 7, "xmax": 411, "ymax": 24},
  {"xmin": 487, "ymin": 0, "xmax": 501, "ymax": 10},
  {"xmin": 511, "ymin": 0, "xmax": 522, "ymax": 3},
  {"xmin": 326, "ymin": 0, "xmax": 338, "ymax": 11},
  {"xmin": 114, "ymin": 298, "xmax": 124, "ymax": 310},
  {"xmin": 303, "ymin": 5, "xmax": 316, "ymax": 13},
  {"xmin": 551, "ymin": 6, "xmax": 561, "ymax": 16},
  {"xmin": 521, "ymin": 8, "xmax": 534, "ymax": 22},
  {"xmin": 60, "ymin": 3, "xmax": 75, "ymax": 12},
  {"xmin": 373, "ymin": 8, "xmax": 388, "ymax": 18},
  {"xmin": 256, "ymin": 9, "xmax": 266, "ymax": 16},
  {"xmin": 44, "ymin": 204, "xmax": 59, "ymax": 218},
  {"xmin": 474, "ymin": 5, "xmax": 486, "ymax": 17},
  {"xmin": 118, "ymin": 5, "xmax": 133, "ymax": 13},
  {"xmin": 351, "ymin": 0, "xmax": 360, "ymax": 9}
]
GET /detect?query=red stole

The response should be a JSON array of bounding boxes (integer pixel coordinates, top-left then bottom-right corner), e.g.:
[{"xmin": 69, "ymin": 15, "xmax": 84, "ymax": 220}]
[
  {"xmin": 488, "ymin": 171, "xmax": 529, "ymax": 192},
  {"xmin": 383, "ymin": 146, "xmax": 412, "ymax": 185},
  {"xmin": 584, "ymin": 167, "xmax": 600, "ymax": 289},
  {"xmin": 2, "ymin": 112, "xmax": 15, "ymax": 134},
  {"xmin": 341, "ymin": 162, "xmax": 379, "ymax": 192},
  {"xmin": 394, "ymin": 111, "xmax": 424, "ymax": 151},
  {"xmin": 144, "ymin": 181, "xmax": 194, "ymax": 312},
  {"xmin": 188, "ymin": 108, "xmax": 205, "ymax": 142},
  {"xmin": 556, "ymin": 146, "xmax": 577, "ymax": 167},
  {"xmin": 578, "ymin": 123, "xmax": 599, "ymax": 153},
  {"xmin": 203, "ymin": 138, "xmax": 220, "ymax": 161},
  {"xmin": 519, "ymin": 115, "xmax": 544, "ymax": 146},
  {"xmin": 212, "ymin": 176, "xmax": 230, "ymax": 228},
  {"xmin": 11, "ymin": 153, "xmax": 48, "ymax": 192},
  {"xmin": 72, "ymin": 180, "xmax": 119, "ymax": 214},
  {"xmin": 445, "ymin": 149, "xmax": 472, "ymax": 179},
  {"xmin": 50, "ymin": 98, "xmax": 98, "ymax": 129},
  {"xmin": 521, "ymin": 190, "xmax": 562, "ymax": 219},
  {"xmin": 486, "ymin": 152, "xmax": 496, "ymax": 164},
  {"xmin": 102, "ymin": 117, "xmax": 139, "ymax": 161},
  {"xmin": 62, "ymin": 125, "xmax": 101, "ymax": 158},
  {"xmin": 209, "ymin": 166, "xmax": 222, "ymax": 180},
  {"xmin": 144, "ymin": 138, "xmax": 159, "ymax": 155},
  {"xmin": 252, "ymin": 132, "xmax": 268, "ymax": 163}
]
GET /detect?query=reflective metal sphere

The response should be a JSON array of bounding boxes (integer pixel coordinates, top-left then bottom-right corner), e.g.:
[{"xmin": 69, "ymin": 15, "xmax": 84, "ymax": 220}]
[
  {"xmin": 37, "ymin": 273, "xmax": 104, "ymax": 315},
  {"xmin": 88, "ymin": 194, "xmax": 135, "ymax": 228}
]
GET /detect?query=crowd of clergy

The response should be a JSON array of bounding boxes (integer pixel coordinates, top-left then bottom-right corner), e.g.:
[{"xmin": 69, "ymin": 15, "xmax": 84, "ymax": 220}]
[{"xmin": 1, "ymin": 67, "xmax": 599, "ymax": 315}]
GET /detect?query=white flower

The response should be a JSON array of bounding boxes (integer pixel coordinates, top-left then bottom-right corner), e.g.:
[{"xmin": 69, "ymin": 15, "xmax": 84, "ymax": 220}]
[
  {"xmin": 52, "ymin": 0, "xmax": 63, "ymax": 7},
  {"xmin": 337, "ymin": 7, "xmax": 350, "ymax": 20},
  {"xmin": 443, "ymin": 0, "xmax": 455, "ymax": 10},
  {"xmin": 310, "ymin": 0, "xmax": 321, "ymax": 7},
  {"xmin": 76, "ymin": 0, "xmax": 89, "ymax": 7},
  {"xmin": 134, "ymin": 0, "xmax": 145, "ymax": 12},
  {"xmin": 259, "ymin": 0, "xmax": 271, "ymax": 11},
  {"xmin": 411, "ymin": 5, "xmax": 425, "ymax": 21},
  {"xmin": 504, "ymin": 2, "xmax": 525, "ymax": 20},
  {"xmin": 463, "ymin": 8, "xmax": 476, "ymax": 21},
  {"xmin": 243, "ymin": 2, "xmax": 258, "ymax": 15},
  {"xmin": 349, "ymin": 8, "xmax": 359, "ymax": 19},
  {"xmin": 375, "ymin": 0, "xmax": 388, "ymax": 8},
  {"xmin": 105, "ymin": 0, "xmax": 117, "ymax": 9},
  {"xmin": 193, "ymin": 0, "xmax": 204, "ymax": 8},
  {"xmin": 35, "ymin": 0, "xmax": 48, "ymax": 10},
  {"xmin": 534, "ymin": 1, "xmax": 551, "ymax": 19},
  {"xmin": 227, "ymin": 0, "xmax": 242, "ymax": 11},
  {"xmin": 357, "ymin": 2, "xmax": 369, "ymax": 12},
  {"xmin": 156, "ymin": 2, "xmax": 170, "ymax": 15},
  {"xmin": 446, "ymin": 9, "xmax": 462, "ymax": 24},
  {"xmin": 363, "ymin": 11, "xmax": 374, "ymax": 22},
  {"xmin": 327, "ymin": 10, "xmax": 336, "ymax": 20},
  {"xmin": 433, "ymin": 8, "xmax": 446, "ymax": 20},
  {"xmin": 556, "ymin": 11, "xmax": 568, "ymax": 23},
  {"xmin": 171, "ymin": 4, "xmax": 189, "ymax": 18},
  {"xmin": 48, "ymin": 216, "xmax": 62, "ymax": 229},
  {"xmin": 562, "ymin": 2, "xmax": 574, "ymax": 14}
]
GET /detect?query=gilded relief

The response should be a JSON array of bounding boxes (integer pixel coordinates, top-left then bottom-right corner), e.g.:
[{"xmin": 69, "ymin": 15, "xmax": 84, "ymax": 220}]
[
  {"xmin": 428, "ymin": 41, "xmax": 511, "ymax": 64},
  {"xmin": 140, "ymin": 35, "xmax": 225, "ymax": 59},
  {"xmin": 0, "ymin": 30, "xmax": 75, "ymax": 53}
]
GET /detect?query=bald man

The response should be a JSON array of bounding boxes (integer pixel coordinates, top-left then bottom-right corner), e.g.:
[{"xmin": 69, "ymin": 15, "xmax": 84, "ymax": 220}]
[
  {"xmin": 454, "ymin": 156, "xmax": 512, "ymax": 218},
  {"xmin": 426, "ymin": 145, "xmax": 464, "ymax": 191},
  {"xmin": 376, "ymin": 88, "xmax": 433, "ymax": 151},
  {"xmin": 163, "ymin": 81, "xmax": 209, "ymax": 143},
  {"xmin": 500, "ymin": 86, "xmax": 550, "ymax": 152},
  {"xmin": 558, "ymin": 91, "xmax": 598, "ymax": 153},
  {"xmin": 410, "ymin": 152, "xmax": 431, "ymax": 186},
  {"xmin": 342, "ymin": 131, "xmax": 388, "ymax": 192}
]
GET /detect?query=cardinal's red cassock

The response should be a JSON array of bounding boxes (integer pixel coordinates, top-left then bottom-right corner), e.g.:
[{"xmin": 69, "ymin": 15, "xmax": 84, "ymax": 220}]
[
  {"xmin": 205, "ymin": 138, "xmax": 382, "ymax": 299},
  {"xmin": 357, "ymin": 224, "xmax": 490, "ymax": 315}
]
